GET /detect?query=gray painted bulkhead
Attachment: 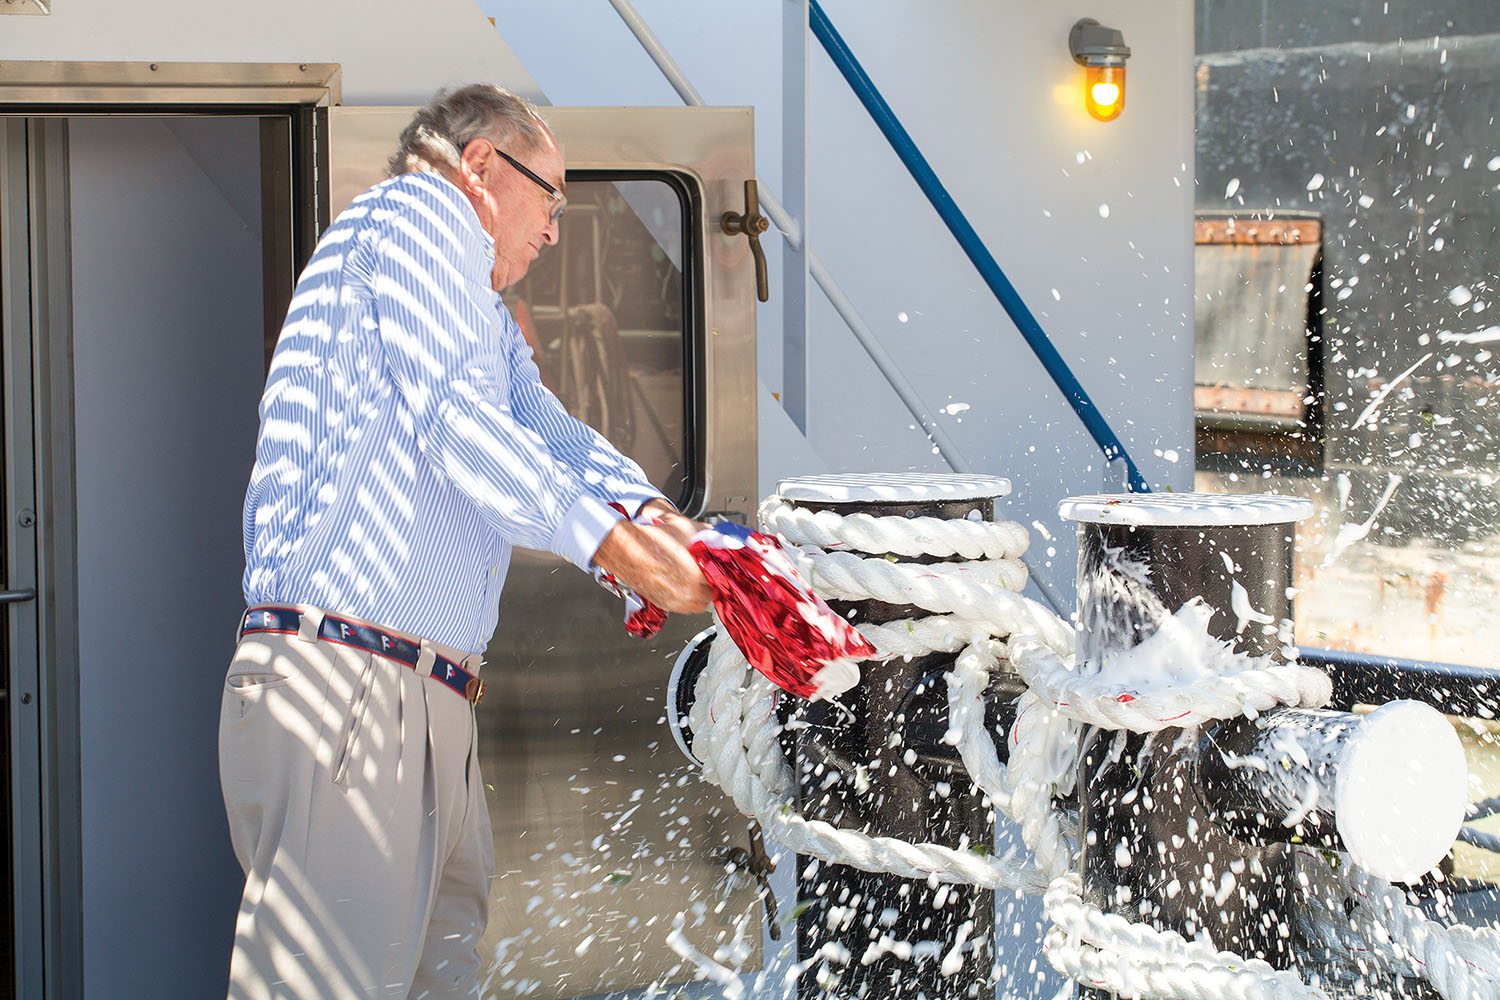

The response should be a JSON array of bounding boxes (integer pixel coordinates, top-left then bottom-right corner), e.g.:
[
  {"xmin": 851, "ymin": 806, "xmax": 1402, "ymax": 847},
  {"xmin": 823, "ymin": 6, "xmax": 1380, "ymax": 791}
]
[{"xmin": 68, "ymin": 114, "xmax": 267, "ymax": 993}]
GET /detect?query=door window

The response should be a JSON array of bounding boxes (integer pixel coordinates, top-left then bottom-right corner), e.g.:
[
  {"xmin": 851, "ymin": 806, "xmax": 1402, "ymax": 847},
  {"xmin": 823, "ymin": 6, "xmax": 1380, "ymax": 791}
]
[{"xmin": 502, "ymin": 173, "xmax": 695, "ymax": 506}]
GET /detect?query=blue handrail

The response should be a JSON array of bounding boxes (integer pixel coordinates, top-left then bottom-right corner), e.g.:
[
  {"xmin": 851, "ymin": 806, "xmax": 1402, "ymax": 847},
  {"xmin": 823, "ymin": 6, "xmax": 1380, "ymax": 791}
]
[{"xmin": 808, "ymin": 1, "xmax": 1148, "ymax": 493}]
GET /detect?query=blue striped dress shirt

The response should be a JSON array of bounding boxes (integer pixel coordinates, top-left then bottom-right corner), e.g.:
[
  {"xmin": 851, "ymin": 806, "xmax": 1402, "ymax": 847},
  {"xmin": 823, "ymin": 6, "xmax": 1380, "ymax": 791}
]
[{"xmin": 243, "ymin": 170, "xmax": 665, "ymax": 654}]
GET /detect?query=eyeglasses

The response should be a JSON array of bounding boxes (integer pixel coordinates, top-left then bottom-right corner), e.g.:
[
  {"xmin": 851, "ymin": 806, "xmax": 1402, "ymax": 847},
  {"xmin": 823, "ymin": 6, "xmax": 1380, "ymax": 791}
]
[{"xmin": 479, "ymin": 140, "xmax": 566, "ymax": 224}]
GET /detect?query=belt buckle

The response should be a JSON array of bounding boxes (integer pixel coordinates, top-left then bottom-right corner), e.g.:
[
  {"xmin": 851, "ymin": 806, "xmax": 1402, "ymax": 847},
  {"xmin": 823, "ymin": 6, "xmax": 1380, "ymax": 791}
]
[{"xmin": 464, "ymin": 676, "xmax": 486, "ymax": 706}]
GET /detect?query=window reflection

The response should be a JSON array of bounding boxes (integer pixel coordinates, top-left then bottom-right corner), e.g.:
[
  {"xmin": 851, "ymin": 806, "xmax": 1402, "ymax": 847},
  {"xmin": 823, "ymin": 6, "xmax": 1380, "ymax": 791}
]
[
  {"xmin": 502, "ymin": 176, "xmax": 690, "ymax": 505},
  {"xmin": 1193, "ymin": 5, "xmax": 1500, "ymax": 669}
]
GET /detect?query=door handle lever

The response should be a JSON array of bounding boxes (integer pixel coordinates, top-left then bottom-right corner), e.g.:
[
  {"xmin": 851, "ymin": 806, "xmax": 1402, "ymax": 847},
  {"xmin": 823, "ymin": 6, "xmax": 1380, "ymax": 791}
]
[
  {"xmin": 721, "ymin": 179, "xmax": 770, "ymax": 303},
  {"xmin": 0, "ymin": 587, "xmax": 36, "ymax": 604}
]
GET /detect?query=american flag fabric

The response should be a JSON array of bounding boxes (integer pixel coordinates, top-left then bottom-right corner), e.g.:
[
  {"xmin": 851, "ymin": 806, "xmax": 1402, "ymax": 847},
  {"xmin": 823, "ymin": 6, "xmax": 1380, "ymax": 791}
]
[
  {"xmin": 689, "ymin": 522, "xmax": 876, "ymax": 701},
  {"xmin": 243, "ymin": 170, "xmax": 663, "ymax": 654}
]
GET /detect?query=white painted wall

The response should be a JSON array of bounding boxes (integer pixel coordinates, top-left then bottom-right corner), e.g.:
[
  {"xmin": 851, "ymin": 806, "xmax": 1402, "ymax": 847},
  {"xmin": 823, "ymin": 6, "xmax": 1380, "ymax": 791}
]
[
  {"xmin": 0, "ymin": 0, "xmax": 541, "ymax": 105},
  {"xmin": 488, "ymin": 0, "xmax": 1198, "ymax": 605}
]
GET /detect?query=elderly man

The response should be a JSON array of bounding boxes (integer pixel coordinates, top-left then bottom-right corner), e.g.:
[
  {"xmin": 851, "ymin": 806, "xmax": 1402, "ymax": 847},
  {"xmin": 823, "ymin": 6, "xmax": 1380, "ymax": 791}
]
[{"xmin": 220, "ymin": 85, "xmax": 711, "ymax": 999}]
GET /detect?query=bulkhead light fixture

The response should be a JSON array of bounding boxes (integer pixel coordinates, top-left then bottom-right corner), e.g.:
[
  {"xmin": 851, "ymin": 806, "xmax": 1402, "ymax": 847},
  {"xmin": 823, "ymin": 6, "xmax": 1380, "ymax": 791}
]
[{"xmin": 1070, "ymin": 18, "xmax": 1131, "ymax": 122}]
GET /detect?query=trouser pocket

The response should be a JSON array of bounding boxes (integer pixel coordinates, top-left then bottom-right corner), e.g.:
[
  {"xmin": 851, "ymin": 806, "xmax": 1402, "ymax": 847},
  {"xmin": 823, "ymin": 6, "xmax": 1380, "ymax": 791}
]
[
  {"xmin": 220, "ymin": 646, "xmax": 293, "ymax": 786},
  {"xmin": 331, "ymin": 652, "xmax": 377, "ymax": 787},
  {"xmin": 219, "ymin": 649, "xmax": 298, "ymax": 869},
  {"xmin": 224, "ymin": 671, "xmax": 289, "ymax": 720}
]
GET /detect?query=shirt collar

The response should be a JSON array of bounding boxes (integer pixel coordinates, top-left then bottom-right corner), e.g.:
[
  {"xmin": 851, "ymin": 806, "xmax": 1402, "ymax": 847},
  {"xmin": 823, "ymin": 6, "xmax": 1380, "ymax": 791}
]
[{"xmin": 412, "ymin": 169, "xmax": 498, "ymax": 259}]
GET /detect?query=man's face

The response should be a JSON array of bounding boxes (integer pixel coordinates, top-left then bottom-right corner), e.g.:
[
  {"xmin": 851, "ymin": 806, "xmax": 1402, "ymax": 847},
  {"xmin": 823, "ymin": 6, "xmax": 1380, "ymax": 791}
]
[{"xmin": 459, "ymin": 133, "xmax": 566, "ymax": 291}]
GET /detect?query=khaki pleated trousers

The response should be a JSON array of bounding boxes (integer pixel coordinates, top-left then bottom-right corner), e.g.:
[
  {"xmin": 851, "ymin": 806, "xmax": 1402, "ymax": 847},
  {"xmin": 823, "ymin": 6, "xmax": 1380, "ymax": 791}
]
[{"xmin": 219, "ymin": 609, "xmax": 494, "ymax": 999}]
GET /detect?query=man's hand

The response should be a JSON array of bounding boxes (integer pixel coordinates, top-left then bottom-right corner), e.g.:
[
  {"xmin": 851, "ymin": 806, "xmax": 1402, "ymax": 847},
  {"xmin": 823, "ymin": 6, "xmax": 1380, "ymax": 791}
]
[
  {"xmin": 638, "ymin": 499, "xmax": 706, "ymax": 548},
  {"xmin": 592, "ymin": 509, "xmax": 712, "ymax": 614}
]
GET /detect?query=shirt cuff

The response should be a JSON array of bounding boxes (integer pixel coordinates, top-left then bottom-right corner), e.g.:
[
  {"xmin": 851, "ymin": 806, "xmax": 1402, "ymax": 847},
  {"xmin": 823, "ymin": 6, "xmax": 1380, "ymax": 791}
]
[{"xmin": 551, "ymin": 494, "xmax": 626, "ymax": 571}]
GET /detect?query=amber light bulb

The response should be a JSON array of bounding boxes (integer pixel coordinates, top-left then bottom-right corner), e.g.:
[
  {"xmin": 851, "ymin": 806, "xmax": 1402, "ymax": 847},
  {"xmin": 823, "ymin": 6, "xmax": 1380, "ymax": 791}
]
[
  {"xmin": 1084, "ymin": 63, "xmax": 1126, "ymax": 121},
  {"xmin": 1070, "ymin": 19, "xmax": 1131, "ymax": 123}
]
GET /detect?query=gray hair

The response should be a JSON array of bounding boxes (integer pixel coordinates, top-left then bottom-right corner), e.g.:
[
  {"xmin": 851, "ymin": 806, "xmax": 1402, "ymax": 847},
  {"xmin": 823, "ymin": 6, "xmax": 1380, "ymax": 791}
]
[{"xmin": 387, "ymin": 84, "xmax": 551, "ymax": 177}]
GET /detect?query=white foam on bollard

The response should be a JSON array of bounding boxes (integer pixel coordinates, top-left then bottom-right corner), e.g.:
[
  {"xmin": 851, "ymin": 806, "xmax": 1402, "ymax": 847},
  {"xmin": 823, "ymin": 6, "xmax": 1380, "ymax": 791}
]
[{"xmin": 1334, "ymin": 699, "xmax": 1469, "ymax": 883}]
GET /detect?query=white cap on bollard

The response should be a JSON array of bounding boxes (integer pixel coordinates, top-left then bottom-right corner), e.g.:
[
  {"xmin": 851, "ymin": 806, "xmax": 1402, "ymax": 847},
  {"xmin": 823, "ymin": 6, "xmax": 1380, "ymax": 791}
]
[
  {"xmin": 775, "ymin": 472, "xmax": 1012, "ymax": 504},
  {"xmin": 1057, "ymin": 491, "xmax": 1315, "ymax": 526},
  {"xmin": 1334, "ymin": 699, "xmax": 1469, "ymax": 883}
]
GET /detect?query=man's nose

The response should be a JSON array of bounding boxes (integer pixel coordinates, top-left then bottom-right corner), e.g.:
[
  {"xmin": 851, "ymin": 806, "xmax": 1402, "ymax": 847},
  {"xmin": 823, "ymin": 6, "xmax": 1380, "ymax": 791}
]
[{"xmin": 541, "ymin": 217, "xmax": 560, "ymax": 244}]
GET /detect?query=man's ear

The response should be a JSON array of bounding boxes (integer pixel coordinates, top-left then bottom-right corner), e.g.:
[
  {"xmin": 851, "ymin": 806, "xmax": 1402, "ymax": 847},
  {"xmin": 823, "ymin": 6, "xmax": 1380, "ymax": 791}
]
[{"xmin": 456, "ymin": 139, "xmax": 489, "ymax": 192}]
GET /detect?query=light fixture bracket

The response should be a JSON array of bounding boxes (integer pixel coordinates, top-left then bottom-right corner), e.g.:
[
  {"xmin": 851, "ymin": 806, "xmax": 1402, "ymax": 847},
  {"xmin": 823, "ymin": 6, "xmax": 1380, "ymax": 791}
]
[{"xmin": 1070, "ymin": 18, "xmax": 1131, "ymax": 67}]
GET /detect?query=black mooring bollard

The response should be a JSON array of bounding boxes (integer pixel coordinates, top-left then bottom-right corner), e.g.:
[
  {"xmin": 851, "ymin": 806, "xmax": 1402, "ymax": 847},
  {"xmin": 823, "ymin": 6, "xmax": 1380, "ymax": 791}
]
[
  {"xmin": 1058, "ymin": 492, "xmax": 1467, "ymax": 995},
  {"xmin": 775, "ymin": 473, "xmax": 1013, "ymax": 1000},
  {"xmin": 1059, "ymin": 493, "xmax": 1315, "ymax": 970}
]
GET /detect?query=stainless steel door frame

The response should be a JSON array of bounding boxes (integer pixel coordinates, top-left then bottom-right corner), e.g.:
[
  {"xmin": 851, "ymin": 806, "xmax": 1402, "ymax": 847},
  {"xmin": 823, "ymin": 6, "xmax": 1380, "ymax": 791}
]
[
  {"xmin": 0, "ymin": 62, "xmax": 341, "ymax": 999},
  {"xmin": 0, "ymin": 115, "xmax": 62, "ymax": 1000},
  {"xmin": 0, "ymin": 60, "xmax": 342, "ymax": 109}
]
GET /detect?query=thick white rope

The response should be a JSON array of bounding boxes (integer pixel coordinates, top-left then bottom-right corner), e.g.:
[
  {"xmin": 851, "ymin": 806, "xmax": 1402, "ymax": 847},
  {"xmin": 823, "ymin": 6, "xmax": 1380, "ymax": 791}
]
[
  {"xmin": 683, "ymin": 495, "xmax": 1493, "ymax": 1000},
  {"xmin": 1008, "ymin": 633, "xmax": 1333, "ymax": 733},
  {"xmin": 796, "ymin": 547, "xmax": 1059, "ymax": 645},
  {"xmin": 687, "ymin": 613, "xmax": 1048, "ymax": 893},
  {"xmin": 1294, "ymin": 852, "xmax": 1500, "ymax": 1000},
  {"xmin": 687, "ymin": 617, "xmax": 1044, "ymax": 893},
  {"xmin": 759, "ymin": 498, "xmax": 1029, "ymax": 560},
  {"xmin": 1043, "ymin": 873, "xmax": 1330, "ymax": 1000},
  {"xmin": 945, "ymin": 639, "xmax": 1077, "ymax": 881},
  {"xmin": 855, "ymin": 614, "xmax": 995, "ymax": 659}
]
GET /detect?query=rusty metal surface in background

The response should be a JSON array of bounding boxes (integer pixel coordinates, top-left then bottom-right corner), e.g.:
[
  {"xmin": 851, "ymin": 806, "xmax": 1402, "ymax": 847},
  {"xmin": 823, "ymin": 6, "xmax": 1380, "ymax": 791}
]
[
  {"xmin": 1194, "ymin": 384, "xmax": 1303, "ymax": 418},
  {"xmin": 1193, "ymin": 239, "xmax": 1318, "ymax": 396},
  {"xmin": 331, "ymin": 105, "xmax": 759, "ymax": 998},
  {"xmin": 1196, "ymin": 426, "xmax": 1321, "ymax": 463},
  {"xmin": 1194, "ymin": 215, "xmax": 1320, "ymax": 245}
]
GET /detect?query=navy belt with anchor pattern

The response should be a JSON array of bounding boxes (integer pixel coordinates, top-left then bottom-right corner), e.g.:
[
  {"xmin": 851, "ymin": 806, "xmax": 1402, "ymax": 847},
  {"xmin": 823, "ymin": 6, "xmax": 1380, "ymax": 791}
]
[{"xmin": 239, "ymin": 607, "xmax": 485, "ymax": 705}]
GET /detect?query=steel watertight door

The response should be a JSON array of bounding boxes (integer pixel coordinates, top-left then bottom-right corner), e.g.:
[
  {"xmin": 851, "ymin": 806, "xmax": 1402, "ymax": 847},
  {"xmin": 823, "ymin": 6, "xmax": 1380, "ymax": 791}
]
[{"xmin": 329, "ymin": 105, "xmax": 760, "ymax": 997}]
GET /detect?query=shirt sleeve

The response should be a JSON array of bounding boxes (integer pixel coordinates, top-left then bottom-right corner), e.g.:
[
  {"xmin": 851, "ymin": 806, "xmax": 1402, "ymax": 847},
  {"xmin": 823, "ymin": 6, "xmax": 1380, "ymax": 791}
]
[
  {"xmin": 365, "ymin": 185, "xmax": 623, "ymax": 570},
  {"xmin": 500, "ymin": 307, "xmax": 669, "ymax": 519}
]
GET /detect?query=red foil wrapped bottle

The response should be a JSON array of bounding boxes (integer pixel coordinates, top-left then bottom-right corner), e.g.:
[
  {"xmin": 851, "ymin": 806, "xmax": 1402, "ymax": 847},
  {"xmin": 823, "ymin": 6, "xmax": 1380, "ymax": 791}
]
[{"xmin": 689, "ymin": 522, "xmax": 873, "ymax": 700}]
